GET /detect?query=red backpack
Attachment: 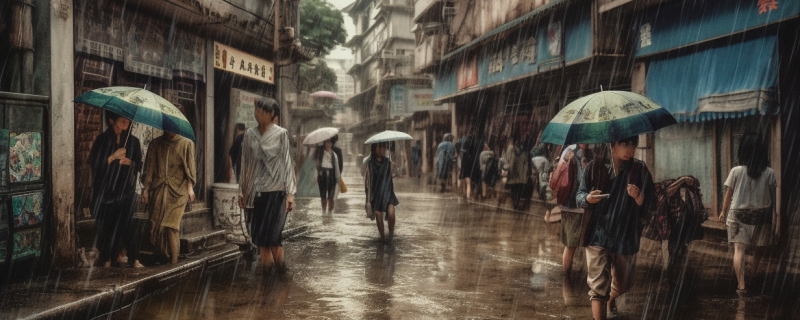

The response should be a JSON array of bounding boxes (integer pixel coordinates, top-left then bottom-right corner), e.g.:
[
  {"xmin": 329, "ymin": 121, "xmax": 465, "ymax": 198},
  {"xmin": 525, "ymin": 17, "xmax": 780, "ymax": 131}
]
[{"xmin": 550, "ymin": 159, "xmax": 578, "ymax": 206}]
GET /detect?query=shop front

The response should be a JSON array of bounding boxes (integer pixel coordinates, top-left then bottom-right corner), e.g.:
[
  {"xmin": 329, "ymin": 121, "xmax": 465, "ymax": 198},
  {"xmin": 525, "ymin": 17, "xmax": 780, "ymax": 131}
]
[{"xmin": 632, "ymin": 0, "xmax": 800, "ymax": 219}]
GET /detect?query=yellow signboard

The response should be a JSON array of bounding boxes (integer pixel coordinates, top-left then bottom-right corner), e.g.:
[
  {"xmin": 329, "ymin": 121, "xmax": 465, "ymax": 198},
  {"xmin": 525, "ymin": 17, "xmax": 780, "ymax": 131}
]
[{"xmin": 213, "ymin": 42, "xmax": 274, "ymax": 84}]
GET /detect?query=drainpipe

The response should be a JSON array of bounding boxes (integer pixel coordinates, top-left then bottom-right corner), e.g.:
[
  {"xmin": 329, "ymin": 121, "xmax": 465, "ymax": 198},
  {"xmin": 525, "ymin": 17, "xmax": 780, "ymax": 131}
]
[{"xmin": 9, "ymin": 0, "xmax": 34, "ymax": 93}]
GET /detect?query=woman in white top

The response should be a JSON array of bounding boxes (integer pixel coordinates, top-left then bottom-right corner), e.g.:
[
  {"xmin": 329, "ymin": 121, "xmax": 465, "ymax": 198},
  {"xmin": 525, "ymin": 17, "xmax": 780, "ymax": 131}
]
[
  {"xmin": 238, "ymin": 98, "xmax": 297, "ymax": 273},
  {"xmin": 718, "ymin": 132, "xmax": 778, "ymax": 296},
  {"xmin": 314, "ymin": 139, "xmax": 340, "ymax": 213}
]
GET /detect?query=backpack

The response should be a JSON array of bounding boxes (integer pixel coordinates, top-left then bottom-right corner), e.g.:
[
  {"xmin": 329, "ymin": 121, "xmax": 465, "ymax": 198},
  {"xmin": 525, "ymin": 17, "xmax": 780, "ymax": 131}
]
[
  {"xmin": 550, "ymin": 159, "xmax": 578, "ymax": 206},
  {"xmin": 643, "ymin": 176, "xmax": 707, "ymax": 241}
]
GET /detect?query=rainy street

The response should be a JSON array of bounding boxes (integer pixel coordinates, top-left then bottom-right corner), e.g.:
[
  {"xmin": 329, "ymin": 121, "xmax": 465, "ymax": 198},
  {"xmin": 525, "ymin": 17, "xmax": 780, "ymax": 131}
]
[{"xmin": 114, "ymin": 166, "xmax": 800, "ymax": 320}]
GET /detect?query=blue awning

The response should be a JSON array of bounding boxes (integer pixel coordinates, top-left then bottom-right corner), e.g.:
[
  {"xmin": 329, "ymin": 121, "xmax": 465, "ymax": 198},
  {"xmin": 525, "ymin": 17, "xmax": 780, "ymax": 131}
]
[{"xmin": 645, "ymin": 35, "xmax": 778, "ymax": 123}]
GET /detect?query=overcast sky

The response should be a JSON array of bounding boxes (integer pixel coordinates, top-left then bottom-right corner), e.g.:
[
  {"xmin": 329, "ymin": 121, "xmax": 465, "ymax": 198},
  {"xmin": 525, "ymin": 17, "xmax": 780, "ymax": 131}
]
[{"xmin": 324, "ymin": 0, "xmax": 357, "ymax": 60}]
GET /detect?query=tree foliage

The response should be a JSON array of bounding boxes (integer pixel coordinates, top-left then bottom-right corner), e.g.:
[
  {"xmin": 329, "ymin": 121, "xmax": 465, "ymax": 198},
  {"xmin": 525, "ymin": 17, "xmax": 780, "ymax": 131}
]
[
  {"xmin": 298, "ymin": 59, "xmax": 338, "ymax": 94},
  {"xmin": 299, "ymin": 0, "xmax": 347, "ymax": 56}
]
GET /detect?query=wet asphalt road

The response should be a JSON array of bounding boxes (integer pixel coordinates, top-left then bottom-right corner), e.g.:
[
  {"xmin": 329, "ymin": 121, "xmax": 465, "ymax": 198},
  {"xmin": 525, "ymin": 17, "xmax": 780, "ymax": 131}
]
[{"xmin": 118, "ymin": 165, "xmax": 800, "ymax": 320}]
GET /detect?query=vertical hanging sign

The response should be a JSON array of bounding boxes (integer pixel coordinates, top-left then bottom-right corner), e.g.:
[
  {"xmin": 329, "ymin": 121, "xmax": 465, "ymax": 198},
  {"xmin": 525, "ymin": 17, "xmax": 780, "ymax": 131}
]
[{"xmin": 214, "ymin": 42, "xmax": 275, "ymax": 84}]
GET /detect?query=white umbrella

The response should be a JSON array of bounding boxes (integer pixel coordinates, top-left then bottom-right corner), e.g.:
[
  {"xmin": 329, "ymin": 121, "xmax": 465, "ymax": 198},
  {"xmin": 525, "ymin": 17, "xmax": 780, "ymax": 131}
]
[
  {"xmin": 303, "ymin": 127, "xmax": 339, "ymax": 145},
  {"xmin": 364, "ymin": 130, "xmax": 413, "ymax": 144}
]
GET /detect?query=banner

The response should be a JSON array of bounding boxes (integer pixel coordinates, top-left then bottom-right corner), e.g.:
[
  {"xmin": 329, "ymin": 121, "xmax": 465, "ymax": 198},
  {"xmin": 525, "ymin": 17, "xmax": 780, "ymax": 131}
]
[
  {"xmin": 214, "ymin": 42, "xmax": 274, "ymax": 84},
  {"xmin": 172, "ymin": 31, "xmax": 207, "ymax": 82}
]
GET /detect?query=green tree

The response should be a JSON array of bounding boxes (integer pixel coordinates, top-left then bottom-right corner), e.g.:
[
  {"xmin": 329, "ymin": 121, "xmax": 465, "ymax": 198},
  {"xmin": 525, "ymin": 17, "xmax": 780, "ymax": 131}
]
[
  {"xmin": 298, "ymin": 59, "xmax": 338, "ymax": 94},
  {"xmin": 299, "ymin": 0, "xmax": 347, "ymax": 56}
]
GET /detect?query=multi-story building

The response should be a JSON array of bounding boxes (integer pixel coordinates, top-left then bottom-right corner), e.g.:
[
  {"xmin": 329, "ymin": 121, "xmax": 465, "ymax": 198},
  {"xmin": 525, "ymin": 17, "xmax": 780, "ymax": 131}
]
[
  {"xmin": 342, "ymin": 0, "xmax": 435, "ymax": 159},
  {"xmin": 0, "ymin": 0, "xmax": 309, "ymax": 273},
  {"xmin": 324, "ymin": 57, "xmax": 356, "ymax": 105}
]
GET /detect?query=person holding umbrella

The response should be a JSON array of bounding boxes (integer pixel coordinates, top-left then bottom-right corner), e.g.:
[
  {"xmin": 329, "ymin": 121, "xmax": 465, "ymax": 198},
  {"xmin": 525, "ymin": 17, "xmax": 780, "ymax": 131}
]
[
  {"xmin": 237, "ymin": 98, "xmax": 296, "ymax": 273},
  {"xmin": 363, "ymin": 130, "xmax": 411, "ymax": 242},
  {"xmin": 88, "ymin": 111, "xmax": 143, "ymax": 268},
  {"xmin": 313, "ymin": 138, "xmax": 341, "ymax": 214},
  {"xmin": 141, "ymin": 129, "xmax": 196, "ymax": 265},
  {"xmin": 75, "ymin": 86, "xmax": 199, "ymax": 266},
  {"xmin": 366, "ymin": 142, "xmax": 399, "ymax": 242},
  {"xmin": 576, "ymin": 137, "xmax": 655, "ymax": 319}
]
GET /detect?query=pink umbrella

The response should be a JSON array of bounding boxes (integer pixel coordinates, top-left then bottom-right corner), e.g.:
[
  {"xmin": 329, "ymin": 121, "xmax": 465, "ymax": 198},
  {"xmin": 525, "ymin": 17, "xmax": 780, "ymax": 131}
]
[{"xmin": 309, "ymin": 91, "xmax": 338, "ymax": 99}]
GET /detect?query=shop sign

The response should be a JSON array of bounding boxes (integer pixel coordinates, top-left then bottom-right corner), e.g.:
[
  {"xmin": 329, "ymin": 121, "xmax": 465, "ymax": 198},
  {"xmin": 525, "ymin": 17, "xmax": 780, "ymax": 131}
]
[
  {"xmin": 488, "ymin": 35, "xmax": 537, "ymax": 75},
  {"xmin": 391, "ymin": 85, "xmax": 406, "ymax": 115},
  {"xmin": 214, "ymin": 42, "xmax": 275, "ymax": 84},
  {"xmin": 457, "ymin": 57, "xmax": 478, "ymax": 90},
  {"xmin": 74, "ymin": 0, "xmax": 125, "ymax": 61},
  {"xmin": 407, "ymin": 88, "xmax": 446, "ymax": 113}
]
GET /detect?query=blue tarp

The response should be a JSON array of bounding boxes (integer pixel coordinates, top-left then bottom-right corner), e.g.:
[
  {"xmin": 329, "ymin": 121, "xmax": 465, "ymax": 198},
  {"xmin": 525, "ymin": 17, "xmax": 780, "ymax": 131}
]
[
  {"xmin": 636, "ymin": 0, "xmax": 799, "ymax": 57},
  {"xmin": 646, "ymin": 35, "xmax": 778, "ymax": 122}
]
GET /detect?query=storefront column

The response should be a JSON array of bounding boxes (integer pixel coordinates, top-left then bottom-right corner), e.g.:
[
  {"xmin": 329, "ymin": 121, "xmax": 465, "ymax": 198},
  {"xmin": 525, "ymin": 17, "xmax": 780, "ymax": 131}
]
[
  {"xmin": 50, "ymin": 0, "xmax": 76, "ymax": 266},
  {"xmin": 205, "ymin": 41, "xmax": 216, "ymax": 195}
]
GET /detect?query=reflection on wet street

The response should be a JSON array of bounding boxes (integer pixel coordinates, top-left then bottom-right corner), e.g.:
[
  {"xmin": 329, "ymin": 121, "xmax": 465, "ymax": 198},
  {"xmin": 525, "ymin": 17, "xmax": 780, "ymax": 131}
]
[{"xmin": 115, "ymin": 167, "xmax": 800, "ymax": 319}]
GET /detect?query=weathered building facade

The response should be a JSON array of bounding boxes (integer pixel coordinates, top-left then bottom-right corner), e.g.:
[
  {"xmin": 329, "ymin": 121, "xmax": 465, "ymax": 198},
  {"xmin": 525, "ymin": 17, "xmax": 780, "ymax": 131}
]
[
  {"xmin": 343, "ymin": 0, "xmax": 436, "ymax": 160},
  {"xmin": 606, "ymin": 0, "xmax": 800, "ymax": 232},
  {"xmin": 416, "ymin": 0, "xmax": 631, "ymax": 164},
  {"xmin": 0, "ymin": 0, "xmax": 308, "ymax": 276}
]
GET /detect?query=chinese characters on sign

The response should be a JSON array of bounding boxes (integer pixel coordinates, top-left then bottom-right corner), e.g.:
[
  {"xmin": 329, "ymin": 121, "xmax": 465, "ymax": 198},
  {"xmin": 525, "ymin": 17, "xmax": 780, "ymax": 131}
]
[
  {"xmin": 488, "ymin": 34, "xmax": 537, "ymax": 75},
  {"xmin": 214, "ymin": 42, "xmax": 275, "ymax": 84},
  {"xmin": 758, "ymin": 0, "xmax": 778, "ymax": 14},
  {"xmin": 640, "ymin": 23, "xmax": 652, "ymax": 48}
]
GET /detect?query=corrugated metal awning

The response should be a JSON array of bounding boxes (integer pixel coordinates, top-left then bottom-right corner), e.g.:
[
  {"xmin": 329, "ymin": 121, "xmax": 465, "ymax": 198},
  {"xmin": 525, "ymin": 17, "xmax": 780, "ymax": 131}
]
[{"xmin": 441, "ymin": 0, "xmax": 568, "ymax": 62}]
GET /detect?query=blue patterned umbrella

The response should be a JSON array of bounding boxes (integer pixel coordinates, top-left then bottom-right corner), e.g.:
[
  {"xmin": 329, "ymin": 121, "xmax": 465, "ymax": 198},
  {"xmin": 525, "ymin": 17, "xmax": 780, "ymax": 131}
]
[
  {"xmin": 75, "ymin": 86, "xmax": 195, "ymax": 141},
  {"xmin": 540, "ymin": 91, "xmax": 676, "ymax": 145}
]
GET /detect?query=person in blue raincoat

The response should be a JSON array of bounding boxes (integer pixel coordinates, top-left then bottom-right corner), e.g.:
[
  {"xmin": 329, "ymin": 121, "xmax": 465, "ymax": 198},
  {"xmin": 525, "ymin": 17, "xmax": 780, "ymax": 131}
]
[{"xmin": 435, "ymin": 133, "xmax": 455, "ymax": 192}]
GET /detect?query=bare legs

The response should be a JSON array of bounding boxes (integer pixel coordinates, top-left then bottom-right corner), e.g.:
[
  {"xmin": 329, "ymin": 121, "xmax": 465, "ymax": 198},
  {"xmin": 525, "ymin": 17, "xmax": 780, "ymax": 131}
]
[
  {"xmin": 320, "ymin": 198, "xmax": 335, "ymax": 213},
  {"xmin": 464, "ymin": 177, "xmax": 472, "ymax": 200},
  {"xmin": 734, "ymin": 243, "xmax": 747, "ymax": 291},
  {"xmin": 563, "ymin": 246, "xmax": 578, "ymax": 277},
  {"xmin": 375, "ymin": 204, "xmax": 396, "ymax": 241},
  {"xmin": 591, "ymin": 299, "xmax": 606, "ymax": 320},
  {"xmin": 259, "ymin": 245, "xmax": 285, "ymax": 267},
  {"xmin": 166, "ymin": 228, "xmax": 180, "ymax": 264}
]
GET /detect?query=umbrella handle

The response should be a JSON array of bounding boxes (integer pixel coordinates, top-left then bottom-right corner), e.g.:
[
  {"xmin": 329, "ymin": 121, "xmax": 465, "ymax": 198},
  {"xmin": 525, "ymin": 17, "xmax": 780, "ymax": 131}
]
[{"xmin": 123, "ymin": 122, "xmax": 134, "ymax": 148}]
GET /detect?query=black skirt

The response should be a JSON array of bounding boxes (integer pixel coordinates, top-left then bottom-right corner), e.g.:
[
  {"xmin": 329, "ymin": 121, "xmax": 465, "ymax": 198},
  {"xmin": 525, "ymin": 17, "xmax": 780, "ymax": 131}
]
[{"xmin": 249, "ymin": 191, "xmax": 287, "ymax": 247}]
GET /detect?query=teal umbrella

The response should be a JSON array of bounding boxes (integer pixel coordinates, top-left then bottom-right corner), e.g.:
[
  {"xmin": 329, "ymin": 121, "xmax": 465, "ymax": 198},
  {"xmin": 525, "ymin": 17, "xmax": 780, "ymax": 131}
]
[
  {"xmin": 75, "ymin": 86, "xmax": 195, "ymax": 141},
  {"xmin": 540, "ymin": 91, "xmax": 676, "ymax": 145}
]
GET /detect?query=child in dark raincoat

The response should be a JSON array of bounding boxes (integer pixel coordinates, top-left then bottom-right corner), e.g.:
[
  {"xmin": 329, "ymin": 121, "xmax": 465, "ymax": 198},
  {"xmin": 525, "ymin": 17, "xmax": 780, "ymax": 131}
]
[{"xmin": 366, "ymin": 142, "xmax": 399, "ymax": 242}]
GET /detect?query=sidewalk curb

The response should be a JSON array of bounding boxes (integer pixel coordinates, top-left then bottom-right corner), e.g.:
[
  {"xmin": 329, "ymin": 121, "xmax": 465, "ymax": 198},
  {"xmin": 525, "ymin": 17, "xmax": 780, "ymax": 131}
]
[{"xmin": 23, "ymin": 245, "xmax": 242, "ymax": 320}]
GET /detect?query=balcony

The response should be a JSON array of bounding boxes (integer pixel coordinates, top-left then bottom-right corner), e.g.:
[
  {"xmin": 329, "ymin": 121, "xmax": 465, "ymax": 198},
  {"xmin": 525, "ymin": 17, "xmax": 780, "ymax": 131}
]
[
  {"xmin": 381, "ymin": 0, "xmax": 413, "ymax": 8},
  {"xmin": 414, "ymin": 33, "xmax": 448, "ymax": 73},
  {"xmin": 414, "ymin": 0, "xmax": 446, "ymax": 23}
]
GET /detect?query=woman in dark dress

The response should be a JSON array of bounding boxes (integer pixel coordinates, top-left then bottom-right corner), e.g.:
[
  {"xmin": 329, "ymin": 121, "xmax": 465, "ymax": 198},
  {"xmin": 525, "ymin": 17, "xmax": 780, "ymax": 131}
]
[
  {"xmin": 367, "ymin": 142, "xmax": 399, "ymax": 242},
  {"xmin": 88, "ymin": 111, "xmax": 143, "ymax": 268}
]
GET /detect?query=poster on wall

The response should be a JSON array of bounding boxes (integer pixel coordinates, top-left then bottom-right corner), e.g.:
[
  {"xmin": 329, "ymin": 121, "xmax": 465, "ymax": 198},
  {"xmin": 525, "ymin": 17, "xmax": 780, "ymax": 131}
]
[
  {"xmin": 230, "ymin": 88, "xmax": 264, "ymax": 130},
  {"xmin": 9, "ymin": 132, "xmax": 42, "ymax": 183},
  {"xmin": 12, "ymin": 192, "xmax": 44, "ymax": 228},
  {"xmin": 12, "ymin": 227, "xmax": 41, "ymax": 260},
  {"xmin": 0, "ymin": 129, "xmax": 7, "ymax": 187},
  {"xmin": 457, "ymin": 57, "xmax": 478, "ymax": 90},
  {"xmin": 548, "ymin": 22, "xmax": 563, "ymax": 56}
]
